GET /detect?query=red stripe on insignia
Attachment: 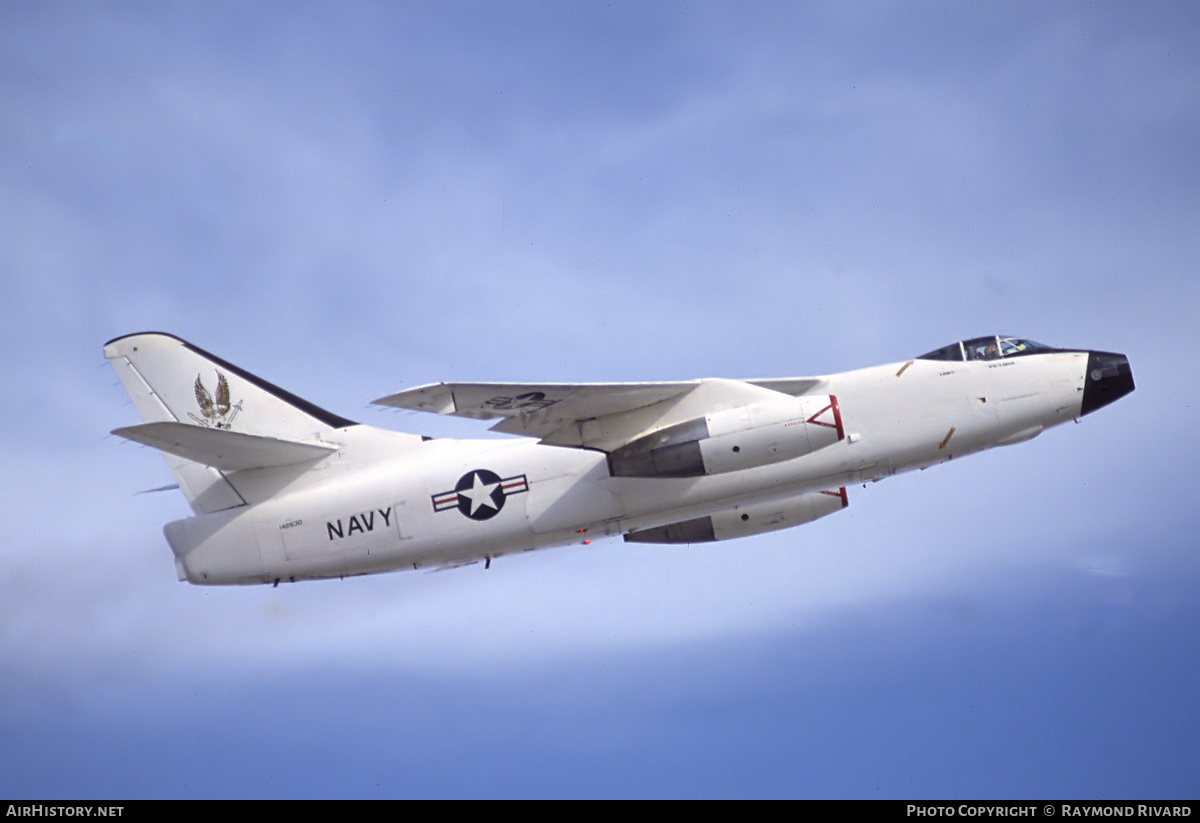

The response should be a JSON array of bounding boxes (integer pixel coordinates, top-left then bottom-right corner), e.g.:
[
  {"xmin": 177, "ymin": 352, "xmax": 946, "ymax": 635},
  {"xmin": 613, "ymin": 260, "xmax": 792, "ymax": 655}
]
[
  {"xmin": 432, "ymin": 492, "xmax": 459, "ymax": 511},
  {"xmin": 501, "ymin": 475, "xmax": 528, "ymax": 493}
]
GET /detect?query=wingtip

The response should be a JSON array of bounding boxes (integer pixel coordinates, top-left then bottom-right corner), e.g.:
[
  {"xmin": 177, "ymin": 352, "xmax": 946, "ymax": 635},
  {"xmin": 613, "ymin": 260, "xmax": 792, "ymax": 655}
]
[{"xmin": 373, "ymin": 384, "xmax": 457, "ymax": 415}]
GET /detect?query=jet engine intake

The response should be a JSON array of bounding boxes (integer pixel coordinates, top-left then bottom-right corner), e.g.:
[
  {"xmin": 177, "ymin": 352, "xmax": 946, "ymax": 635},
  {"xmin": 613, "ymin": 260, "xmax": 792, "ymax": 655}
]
[
  {"xmin": 624, "ymin": 487, "xmax": 849, "ymax": 543},
  {"xmin": 608, "ymin": 395, "xmax": 843, "ymax": 478}
]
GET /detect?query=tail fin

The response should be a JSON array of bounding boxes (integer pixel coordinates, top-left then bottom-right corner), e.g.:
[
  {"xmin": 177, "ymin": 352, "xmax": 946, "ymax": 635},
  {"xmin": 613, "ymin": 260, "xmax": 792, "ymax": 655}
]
[{"xmin": 105, "ymin": 332, "xmax": 356, "ymax": 513}]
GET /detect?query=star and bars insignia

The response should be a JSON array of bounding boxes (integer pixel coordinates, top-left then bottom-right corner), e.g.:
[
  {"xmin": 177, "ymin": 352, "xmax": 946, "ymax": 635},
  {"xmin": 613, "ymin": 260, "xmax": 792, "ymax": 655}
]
[{"xmin": 432, "ymin": 469, "xmax": 530, "ymax": 521}]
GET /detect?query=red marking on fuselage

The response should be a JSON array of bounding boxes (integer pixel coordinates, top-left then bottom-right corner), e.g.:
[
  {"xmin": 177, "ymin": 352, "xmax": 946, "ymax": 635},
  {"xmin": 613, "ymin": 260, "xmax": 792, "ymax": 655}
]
[{"xmin": 806, "ymin": 395, "xmax": 845, "ymax": 441}]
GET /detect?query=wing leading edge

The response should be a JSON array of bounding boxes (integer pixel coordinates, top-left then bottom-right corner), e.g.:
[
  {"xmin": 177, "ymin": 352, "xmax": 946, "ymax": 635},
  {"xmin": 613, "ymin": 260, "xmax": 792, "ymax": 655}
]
[{"xmin": 373, "ymin": 377, "xmax": 825, "ymax": 452}]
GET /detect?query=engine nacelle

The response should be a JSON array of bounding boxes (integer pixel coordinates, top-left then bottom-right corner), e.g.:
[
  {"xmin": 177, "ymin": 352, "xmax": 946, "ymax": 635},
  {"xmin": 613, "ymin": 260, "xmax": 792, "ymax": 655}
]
[
  {"xmin": 608, "ymin": 395, "xmax": 844, "ymax": 478},
  {"xmin": 624, "ymin": 486, "xmax": 849, "ymax": 543}
]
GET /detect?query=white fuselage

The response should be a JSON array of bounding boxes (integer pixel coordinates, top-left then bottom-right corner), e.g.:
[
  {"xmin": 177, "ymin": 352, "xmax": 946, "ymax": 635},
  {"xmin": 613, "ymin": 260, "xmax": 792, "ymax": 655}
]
[{"xmin": 166, "ymin": 351, "xmax": 1089, "ymax": 584}]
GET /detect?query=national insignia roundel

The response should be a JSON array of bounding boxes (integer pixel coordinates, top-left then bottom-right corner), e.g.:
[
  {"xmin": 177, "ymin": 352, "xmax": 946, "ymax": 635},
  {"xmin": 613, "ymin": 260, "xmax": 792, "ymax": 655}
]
[{"xmin": 431, "ymin": 469, "xmax": 530, "ymax": 521}]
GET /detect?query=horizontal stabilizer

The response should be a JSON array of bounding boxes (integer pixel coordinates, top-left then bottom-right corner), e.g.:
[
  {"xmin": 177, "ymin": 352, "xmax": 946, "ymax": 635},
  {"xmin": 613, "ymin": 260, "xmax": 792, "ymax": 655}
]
[{"xmin": 113, "ymin": 422, "xmax": 337, "ymax": 471}]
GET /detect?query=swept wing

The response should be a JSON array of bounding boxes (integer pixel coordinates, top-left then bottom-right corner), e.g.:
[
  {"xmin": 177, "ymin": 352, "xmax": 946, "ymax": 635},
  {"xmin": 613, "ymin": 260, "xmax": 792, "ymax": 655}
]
[{"xmin": 374, "ymin": 377, "xmax": 824, "ymax": 451}]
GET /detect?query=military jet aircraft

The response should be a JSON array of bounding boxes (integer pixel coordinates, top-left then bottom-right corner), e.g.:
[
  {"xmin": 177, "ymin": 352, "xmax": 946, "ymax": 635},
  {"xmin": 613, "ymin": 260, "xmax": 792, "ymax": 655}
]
[{"xmin": 106, "ymin": 332, "xmax": 1133, "ymax": 585}]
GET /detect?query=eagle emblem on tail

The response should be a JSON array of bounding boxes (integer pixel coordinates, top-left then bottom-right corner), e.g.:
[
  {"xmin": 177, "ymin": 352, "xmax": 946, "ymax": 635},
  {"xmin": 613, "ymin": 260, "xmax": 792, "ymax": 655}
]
[{"xmin": 189, "ymin": 371, "xmax": 242, "ymax": 428}]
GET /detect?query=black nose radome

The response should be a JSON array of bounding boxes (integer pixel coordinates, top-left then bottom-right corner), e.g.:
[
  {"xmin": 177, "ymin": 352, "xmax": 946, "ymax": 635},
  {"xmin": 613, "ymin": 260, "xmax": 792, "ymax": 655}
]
[{"xmin": 1081, "ymin": 351, "xmax": 1135, "ymax": 416}]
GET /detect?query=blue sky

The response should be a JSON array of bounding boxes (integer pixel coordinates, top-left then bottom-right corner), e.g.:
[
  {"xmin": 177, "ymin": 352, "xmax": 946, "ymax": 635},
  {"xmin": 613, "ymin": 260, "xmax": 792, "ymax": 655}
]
[{"xmin": 2, "ymin": 1, "xmax": 1198, "ymax": 799}]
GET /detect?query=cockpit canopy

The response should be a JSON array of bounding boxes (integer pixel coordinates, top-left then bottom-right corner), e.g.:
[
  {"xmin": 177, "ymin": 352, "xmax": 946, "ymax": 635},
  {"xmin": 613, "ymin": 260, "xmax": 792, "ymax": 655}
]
[{"xmin": 917, "ymin": 336, "xmax": 1058, "ymax": 362}]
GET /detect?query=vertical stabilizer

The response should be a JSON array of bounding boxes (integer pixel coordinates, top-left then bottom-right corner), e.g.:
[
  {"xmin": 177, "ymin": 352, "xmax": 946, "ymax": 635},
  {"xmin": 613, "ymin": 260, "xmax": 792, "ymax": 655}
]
[{"xmin": 105, "ymin": 332, "xmax": 356, "ymax": 513}]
